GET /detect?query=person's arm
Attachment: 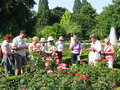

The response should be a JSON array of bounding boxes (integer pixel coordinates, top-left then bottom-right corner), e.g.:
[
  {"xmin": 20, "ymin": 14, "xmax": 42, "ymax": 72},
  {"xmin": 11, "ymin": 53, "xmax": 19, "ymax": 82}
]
[
  {"xmin": 12, "ymin": 38, "xmax": 27, "ymax": 50},
  {"xmin": 93, "ymin": 42, "xmax": 102, "ymax": 52},
  {"xmin": 12, "ymin": 46, "xmax": 26, "ymax": 50},
  {"xmin": 44, "ymin": 45, "xmax": 52, "ymax": 54},
  {"xmin": 96, "ymin": 43, "xmax": 102, "ymax": 52},
  {"xmin": 79, "ymin": 49, "xmax": 82, "ymax": 57},
  {"xmin": 105, "ymin": 45, "xmax": 115, "ymax": 55},
  {"xmin": 69, "ymin": 43, "xmax": 75, "ymax": 49},
  {"xmin": 3, "ymin": 46, "xmax": 14, "ymax": 55}
]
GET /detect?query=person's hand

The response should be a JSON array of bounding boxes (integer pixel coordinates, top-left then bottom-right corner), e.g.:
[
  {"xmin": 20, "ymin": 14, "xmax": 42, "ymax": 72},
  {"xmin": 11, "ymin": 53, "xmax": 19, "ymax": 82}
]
[
  {"xmin": 78, "ymin": 54, "xmax": 81, "ymax": 57},
  {"xmin": 21, "ymin": 46, "xmax": 28, "ymax": 49},
  {"xmin": 34, "ymin": 49, "xmax": 40, "ymax": 52},
  {"xmin": 10, "ymin": 52, "xmax": 15, "ymax": 55},
  {"xmin": 14, "ymin": 52, "xmax": 18, "ymax": 55},
  {"xmin": 24, "ymin": 45, "xmax": 28, "ymax": 49},
  {"xmin": 90, "ymin": 48, "xmax": 94, "ymax": 51}
]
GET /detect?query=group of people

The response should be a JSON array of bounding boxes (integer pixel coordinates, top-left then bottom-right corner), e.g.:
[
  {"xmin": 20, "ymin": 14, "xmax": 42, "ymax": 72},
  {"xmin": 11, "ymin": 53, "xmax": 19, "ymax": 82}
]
[
  {"xmin": 1, "ymin": 30, "xmax": 115, "ymax": 76},
  {"xmin": 88, "ymin": 34, "xmax": 115, "ymax": 68},
  {"xmin": 1, "ymin": 31, "xmax": 65, "ymax": 76}
]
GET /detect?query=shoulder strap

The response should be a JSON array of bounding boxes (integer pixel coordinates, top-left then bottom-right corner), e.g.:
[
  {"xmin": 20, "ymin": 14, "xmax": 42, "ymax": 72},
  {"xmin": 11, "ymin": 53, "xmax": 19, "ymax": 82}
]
[{"xmin": 104, "ymin": 44, "xmax": 111, "ymax": 52}]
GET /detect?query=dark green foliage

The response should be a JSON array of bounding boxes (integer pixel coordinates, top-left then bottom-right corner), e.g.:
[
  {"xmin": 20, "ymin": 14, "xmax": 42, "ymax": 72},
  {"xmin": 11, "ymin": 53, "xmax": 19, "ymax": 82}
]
[
  {"xmin": 71, "ymin": 1, "xmax": 97, "ymax": 39},
  {"xmin": 50, "ymin": 7, "xmax": 66, "ymax": 24},
  {"xmin": 73, "ymin": 0, "xmax": 82, "ymax": 13},
  {"xmin": 36, "ymin": 0, "xmax": 50, "ymax": 28},
  {"xmin": 94, "ymin": 0, "xmax": 120, "ymax": 39},
  {"xmin": 0, "ymin": 0, "xmax": 36, "ymax": 36}
]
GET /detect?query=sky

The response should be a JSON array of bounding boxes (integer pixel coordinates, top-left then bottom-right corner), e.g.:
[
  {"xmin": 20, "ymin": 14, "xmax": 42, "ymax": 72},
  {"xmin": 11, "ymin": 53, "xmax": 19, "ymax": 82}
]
[{"xmin": 33, "ymin": 0, "xmax": 112, "ymax": 14}]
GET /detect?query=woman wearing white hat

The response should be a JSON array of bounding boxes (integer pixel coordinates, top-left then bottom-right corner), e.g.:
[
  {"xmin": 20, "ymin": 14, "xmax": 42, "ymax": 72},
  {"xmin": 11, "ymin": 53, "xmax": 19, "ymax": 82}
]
[
  {"xmin": 45, "ymin": 36, "xmax": 57, "ymax": 55},
  {"xmin": 40, "ymin": 38, "xmax": 46, "ymax": 52},
  {"xmin": 55, "ymin": 36, "xmax": 64, "ymax": 60},
  {"xmin": 39, "ymin": 38, "xmax": 46, "ymax": 57}
]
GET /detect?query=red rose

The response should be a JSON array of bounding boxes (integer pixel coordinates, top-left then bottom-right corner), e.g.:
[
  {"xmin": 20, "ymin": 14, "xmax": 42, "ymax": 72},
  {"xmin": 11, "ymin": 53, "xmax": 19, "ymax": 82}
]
[{"xmin": 82, "ymin": 75, "xmax": 88, "ymax": 80}]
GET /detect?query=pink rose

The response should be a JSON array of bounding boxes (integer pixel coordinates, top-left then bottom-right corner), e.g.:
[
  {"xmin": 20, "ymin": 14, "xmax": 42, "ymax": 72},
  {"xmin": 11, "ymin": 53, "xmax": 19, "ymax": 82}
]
[
  {"xmin": 45, "ymin": 63, "xmax": 49, "ymax": 67},
  {"xmin": 52, "ymin": 52, "xmax": 58, "ymax": 56},
  {"xmin": 56, "ymin": 59, "xmax": 60, "ymax": 64},
  {"xmin": 67, "ymin": 71, "xmax": 71, "ymax": 74},
  {"xmin": 22, "ymin": 88, "xmax": 26, "ymax": 90},
  {"xmin": 46, "ymin": 57, "xmax": 52, "ymax": 61},
  {"xmin": 59, "ymin": 63, "xmax": 67, "ymax": 67},
  {"xmin": 47, "ymin": 70, "xmax": 53, "ymax": 73}
]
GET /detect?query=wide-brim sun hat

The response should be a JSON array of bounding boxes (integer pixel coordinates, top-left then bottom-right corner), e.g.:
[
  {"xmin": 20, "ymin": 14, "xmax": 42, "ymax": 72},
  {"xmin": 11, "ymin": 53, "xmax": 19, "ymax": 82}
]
[
  {"xmin": 59, "ymin": 36, "xmax": 64, "ymax": 41},
  {"xmin": 40, "ymin": 38, "xmax": 46, "ymax": 43},
  {"xmin": 47, "ymin": 36, "xmax": 54, "ymax": 42}
]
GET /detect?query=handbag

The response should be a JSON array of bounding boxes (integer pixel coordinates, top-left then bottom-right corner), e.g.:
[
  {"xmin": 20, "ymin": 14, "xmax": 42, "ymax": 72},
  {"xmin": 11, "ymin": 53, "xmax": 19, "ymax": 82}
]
[
  {"xmin": 101, "ymin": 44, "xmax": 111, "ymax": 59},
  {"xmin": 101, "ymin": 53, "xmax": 106, "ymax": 59}
]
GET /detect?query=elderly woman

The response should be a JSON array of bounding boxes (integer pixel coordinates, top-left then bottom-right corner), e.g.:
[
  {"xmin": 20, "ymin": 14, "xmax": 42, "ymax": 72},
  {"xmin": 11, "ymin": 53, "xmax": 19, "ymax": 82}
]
[
  {"xmin": 45, "ymin": 36, "xmax": 56, "ymax": 56},
  {"xmin": 40, "ymin": 38, "xmax": 46, "ymax": 57},
  {"xmin": 40, "ymin": 38, "xmax": 46, "ymax": 52},
  {"xmin": 1, "ymin": 34, "xmax": 17, "ymax": 76},
  {"xmin": 56, "ymin": 36, "xmax": 64, "ymax": 60},
  {"xmin": 28, "ymin": 36, "xmax": 40, "ymax": 72},
  {"xmin": 89, "ymin": 34, "xmax": 102, "ymax": 66},
  {"xmin": 69, "ymin": 35, "xmax": 82, "ymax": 65},
  {"xmin": 28, "ymin": 36, "xmax": 40, "ymax": 53},
  {"xmin": 103, "ymin": 37, "xmax": 115, "ymax": 68}
]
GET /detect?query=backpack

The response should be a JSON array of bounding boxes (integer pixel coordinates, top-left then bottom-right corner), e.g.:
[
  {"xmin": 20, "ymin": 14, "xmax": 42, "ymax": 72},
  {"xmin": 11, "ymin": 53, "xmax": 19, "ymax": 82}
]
[{"xmin": 0, "ymin": 48, "xmax": 3, "ymax": 58}]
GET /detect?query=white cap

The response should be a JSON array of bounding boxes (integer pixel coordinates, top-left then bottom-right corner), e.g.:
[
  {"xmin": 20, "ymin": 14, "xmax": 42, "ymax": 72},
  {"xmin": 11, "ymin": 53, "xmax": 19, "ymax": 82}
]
[
  {"xmin": 40, "ymin": 38, "xmax": 46, "ymax": 43},
  {"xmin": 59, "ymin": 36, "xmax": 64, "ymax": 41},
  {"xmin": 47, "ymin": 36, "xmax": 54, "ymax": 41}
]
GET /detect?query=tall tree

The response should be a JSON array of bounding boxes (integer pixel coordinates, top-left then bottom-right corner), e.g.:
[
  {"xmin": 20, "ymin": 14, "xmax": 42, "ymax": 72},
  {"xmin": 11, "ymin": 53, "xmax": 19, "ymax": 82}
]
[
  {"xmin": 72, "ymin": 0, "xmax": 97, "ymax": 39},
  {"xmin": 50, "ymin": 7, "xmax": 66, "ymax": 24},
  {"xmin": 82, "ymin": 0, "xmax": 89, "ymax": 5},
  {"xmin": 0, "ymin": 0, "xmax": 35, "ymax": 36},
  {"xmin": 94, "ymin": 0, "xmax": 120, "ymax": 39},
  {"xmin": 36, "ymin": 0, "xmax": 50, "ymax": 28},
  {"xmin": 60, "ymin": 10, "xmax": 71, "ymax": 27},
  {"xmin": 80, "ymin": 3, "xmax": 97, "ymax": 38},
  {"xmin": 73, "ymin": 0, "xmax": 82, "ymax": 13}
]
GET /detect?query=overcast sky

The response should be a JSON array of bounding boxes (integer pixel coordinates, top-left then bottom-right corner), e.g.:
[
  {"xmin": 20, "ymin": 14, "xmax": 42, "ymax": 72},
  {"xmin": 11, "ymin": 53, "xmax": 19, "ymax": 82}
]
[{"xmin": 33, "ymin": 0, "xmax": 112, "ymax": 14}]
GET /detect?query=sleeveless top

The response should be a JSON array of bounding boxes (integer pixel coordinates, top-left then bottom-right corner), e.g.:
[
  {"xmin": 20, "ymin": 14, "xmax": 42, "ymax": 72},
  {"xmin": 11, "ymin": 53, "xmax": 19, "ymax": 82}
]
[{"xmin": 104, "ymin": 45, "xmax": 114, "ymax": 61}]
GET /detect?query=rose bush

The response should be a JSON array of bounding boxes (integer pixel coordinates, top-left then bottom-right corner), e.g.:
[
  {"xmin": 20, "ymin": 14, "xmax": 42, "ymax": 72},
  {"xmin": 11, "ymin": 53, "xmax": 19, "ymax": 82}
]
[{"xmin": 0, "ymin": 50, "xmax": 120, "ymax": 89}]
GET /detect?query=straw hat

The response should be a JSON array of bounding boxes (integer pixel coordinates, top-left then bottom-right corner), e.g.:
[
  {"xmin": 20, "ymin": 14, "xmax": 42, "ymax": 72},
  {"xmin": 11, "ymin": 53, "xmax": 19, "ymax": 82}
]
[
  {"xmin": 40, "ymin": 38, "xmax": 46, "ymax": 43},
  {"xmin": 47, "ymin": 36, "xmax": 54, "ymax": 41},
  {"xmin": 59, "ymin": 36, "xmax": 64, "ymax": 41}
]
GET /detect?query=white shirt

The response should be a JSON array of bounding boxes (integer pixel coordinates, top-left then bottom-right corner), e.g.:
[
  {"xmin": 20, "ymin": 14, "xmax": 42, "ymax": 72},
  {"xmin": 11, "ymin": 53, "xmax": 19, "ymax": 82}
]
[
  {"xmin": 56, "ymin": 41, "xmax": 64, "ymax": 52},
  {"xmin": 28, "ymin": 43, "xmax": 40, "ymax": 51},
  {"xmin": 1, "ymin": 40, "xmax": 11, "ymax": 53},
  {"xmin": 12, "ymin": 36, "xmax": 26, "ymax": 56},
  {"xmin": 91, "ymin": 40, "xmax": 102, "ymax": 52}
]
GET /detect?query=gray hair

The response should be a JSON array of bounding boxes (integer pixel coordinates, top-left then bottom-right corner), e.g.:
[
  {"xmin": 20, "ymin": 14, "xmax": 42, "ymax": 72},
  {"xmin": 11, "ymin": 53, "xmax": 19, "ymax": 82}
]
[
  {"xmin": 104, "ymin": 37, "xmax": 110, "ymax": 42},
  {"xmin": 73, "ymin": 35, "xmax": 78, "ymax": 40},
  {"xmin": 90, "ymin": 34, "xmax": 97, "ymax": 39}
]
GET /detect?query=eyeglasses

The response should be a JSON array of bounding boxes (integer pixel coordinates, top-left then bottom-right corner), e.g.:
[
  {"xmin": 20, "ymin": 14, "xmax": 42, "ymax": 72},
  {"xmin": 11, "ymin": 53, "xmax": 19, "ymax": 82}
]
[{"xmin": 59, "ymin": 40, "xmax": 64, "ymax": 41}]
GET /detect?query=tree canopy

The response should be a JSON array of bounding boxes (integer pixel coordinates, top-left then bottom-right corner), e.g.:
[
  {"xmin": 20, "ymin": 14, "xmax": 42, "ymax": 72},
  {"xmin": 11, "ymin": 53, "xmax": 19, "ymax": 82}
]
[
  {"xmin": 73, "ymin": 0, "xmax": 82, "ymax": 13},
  {"xmin": 0, "ymin": 0, "xmax": 36, "ymax": 36}
]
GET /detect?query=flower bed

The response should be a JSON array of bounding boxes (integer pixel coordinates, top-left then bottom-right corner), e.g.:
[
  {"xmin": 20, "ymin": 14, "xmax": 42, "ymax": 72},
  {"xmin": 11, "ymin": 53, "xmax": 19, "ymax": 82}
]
[{"xmin": 0, "ymin": 51, "xmax": 120, "ymax": 90}]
